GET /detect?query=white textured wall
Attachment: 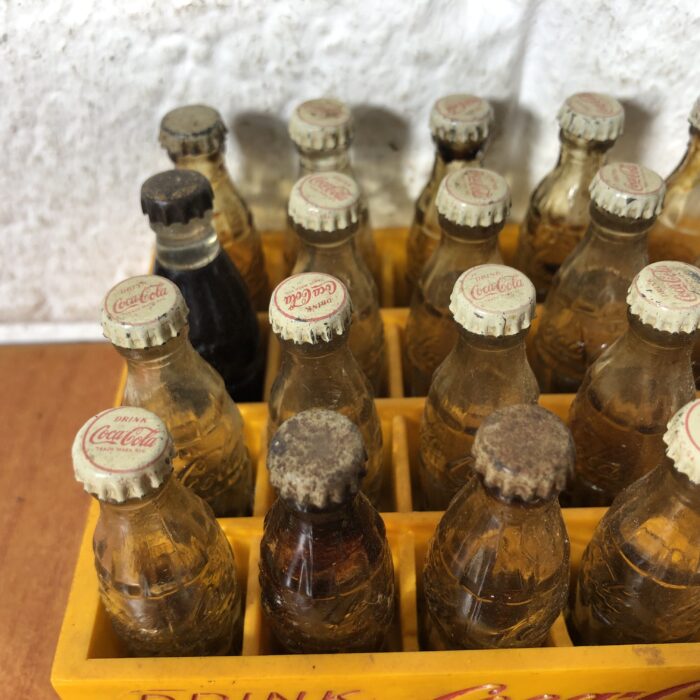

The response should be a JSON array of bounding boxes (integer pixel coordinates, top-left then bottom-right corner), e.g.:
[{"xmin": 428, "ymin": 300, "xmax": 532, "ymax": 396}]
[{"xmin": 2, "ymin": 0, "xmax": 700, "ymax": 338}]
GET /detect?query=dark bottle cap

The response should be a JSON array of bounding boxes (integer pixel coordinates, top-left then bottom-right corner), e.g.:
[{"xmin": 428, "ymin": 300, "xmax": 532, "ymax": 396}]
[
  {"xmin": 140, "ymin": 169, "xmax": 214, "ymax": 226},
  {"xmin": 472, "ymin": 404, "xmax": 574, "ymax": 502},
  {"xmin": 159, "ymin": 104, "xmax": 227, "ymax": 158},
  {"xmin": 268, "ymin": 409, "xmax": 367, "ymax": 509}
]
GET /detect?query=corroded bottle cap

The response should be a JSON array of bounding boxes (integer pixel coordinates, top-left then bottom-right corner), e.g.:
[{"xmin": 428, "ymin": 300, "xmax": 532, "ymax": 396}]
[
  {"xmin": 589, "ymin": 162, "xmax": 665, "ymax": 220},
  {"xmin": 268, "ymin": 409, "xmax": 367, "ymax": 509},
  {"xmin": 141, "ymin": 169, "xmax": 214, "ymax": 226},
  {"xmin": 102, "ymin": 275, "xmax": 188, "ymax": 349},
  {"xmin": 288, "ymin": 172, "xmax": 361, "ymax": 232},
  {"xmin": 72, "ymin": 407, "xmax": 174, "ymax": 503},
  {"xmin": 159, "ymin": 104, "xmax": 227, "ymax": 158},
  {"xmin": 288, "ymin": 98, "xmax": 353, "ymax": 152},
  {"xmin": 473, "ymin": 405, "xmax": 574, "ymax": 501},
  {"xmin": 269, "ymin": 273, "xmax": 352, "ymax": 345},
  {"xmin": 627, "ymin": 262, "xmax": 700, "ymax": 334},
  {"xmin": 663, "ymin": 399, "xmax": 700, "ymax": 484},
  {"xmin": 689, "ymin": 97, "xmax": 700, "ymax": 131},
  {"xmin": 449, "ymin": 264, "xmax": 536, "ymax": 337},
  {"xmin": 557, "ymin": 93, "xmax": 625, "ymax": 142},
  {"xmin": 429, "ymin": 94, "xmax": 494, "ymax": 144}
]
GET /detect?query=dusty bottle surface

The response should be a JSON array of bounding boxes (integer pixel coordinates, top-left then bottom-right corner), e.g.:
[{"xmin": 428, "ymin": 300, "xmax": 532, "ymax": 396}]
[
  {"xmin": 405, "ymin": 167, "xmax": 509, "ymax": 395},
  {"xmin": 259, "ymin": 409, "xmax": 395, "ymax": 653},
  {"xmin": 141, "ymin": 169, "xmax": 264, "ymax": 402},
  {"xmin": 405, "ymin": 94, "xmax": 494, "ymax": 298},
  {"xmin": 423, "ymin": 404, "xmax": 572, "ymax": 649},
  {"xmin": 514, "ymin": 93, "xmax": 624, "ymax": 301},
  {"xmin": 529, "ymin": 162, "xmax": 666, "ymax": 393},
  {"xmin": 418, "ymin": 264, "xmax": 539, "ymax": 509},
  {"xmin": 101, "ymin": 275, "xmax": 254, "ymax": 516},
  {"xmin": 572, "ymin": 398, "xmax": 700, "ymax": 645},
  {"xmin": 159, "ymin": 104, "xmax": 269, "ymax": 310},
  {"xmin": 267, "ymin": 272, "xmax": 384, "ymax": 504},
  {"xmin": 72, "ymin": 407, "xmax": 242, "ymax": 656},
  {"xmin": 568, "ymin": 261, "xmax": 700, "ymax": 506},
  {"xmin": 289, "ymin": 171, "xmax": 386, "ymax": 394}
]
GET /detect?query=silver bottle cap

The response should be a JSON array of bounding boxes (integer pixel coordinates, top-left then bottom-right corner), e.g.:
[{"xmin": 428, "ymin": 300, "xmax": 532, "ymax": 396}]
[
  {"xmin": 288, "ymin": 98, "xmax": 353, "ymax": 152},
  {"xmin": 664, "ymin": 399, "xmax": 700, "ymax": 484},
  {"xmin": 557, "ymin": 93, "xmax": 625, "ymax": 142},
  {"xmin": 159, "ymin": 104, "xmax": 227, "ymax": 157},
  {"xmin": 429, "ymin": 94, "xmax": 494, "ymax": 144},
  {"xmin": 288, "ymin": 171, "xmax": 361, "ymax": 232},
  {"xmin": 589, "ymin": 162, "xmax": 665, "ymax": 220}
]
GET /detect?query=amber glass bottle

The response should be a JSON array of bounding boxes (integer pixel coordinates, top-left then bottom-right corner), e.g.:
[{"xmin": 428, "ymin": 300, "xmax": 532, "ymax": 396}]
[
  {"xmin": 72, "ymin": 407, "xmax": 241, "ymax": 656},
  {"xmin": 572, "ymin": 398, "xmax": 700, "ymax": 645},
  {"xmin": 418, "ymin": 264, "xmax": 538, "ymax": 509},
  {"xmin": 515, "ymin": 93, "xmax": 624, "ymax": 301},
  {"xmin": 159, "ymin": 104, "xmax": 269, "ymax": 309},
  {"xmin": 423, "ymin": 404, "xmax": 572, "ymax": 649},
  {"xmin": 529, "ymin": 162, "xmax": 665, "ymax": 393},
  {"xmin": 259, "ymin": 409, "xmax": 395, "ymax": 653},
  {"xmin": 404, "ymin": 167, "xmax": 509, "ymax": 395}
]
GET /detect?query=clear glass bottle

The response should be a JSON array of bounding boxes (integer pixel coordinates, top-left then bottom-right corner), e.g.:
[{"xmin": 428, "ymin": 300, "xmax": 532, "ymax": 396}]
[
  {"xmin": 267, "ymin": 272, "xmax": 384, "ymax": 504},
  {"xmin": 649, "ymin": 97, "xmax": 700, "ymax": 264},
  {"xmin": 141, "ymin": 169, "xmax": 264, "ymax": 402},
  {"xmin": 529, "ymin": 162, "xmax": 666, "ymax": 393},
  {"xmin": 286, "ymin": 98, "xmax": 378, "ymax": 280},
  {"xmin": 101, "ymin": 275, "xmax": 254, "ymax": 516},
  {"xmin": 418, "ymin": 264, "xmax": 539, "ymax": 509},
  {"xmin": 72, "ymin": 407, "xmax": 242, "ymax": 656},
  {"xmin": 568, "ymin": 261, "xmax": 700, "ymax": 506},
  {"xmin": 159, "ymin": 104, "xmax": 269, "ymax": 310},
  {"xmin": 289, "ymin": 171, "xmax": 386, "ymax": 394},
  {"xmin": 572, "ymin": 398, "xmax": 700, "ymax": 645},
  {"xmin": 514, "ymin": 93, "xmax": 624, "ymax": 301},
  {"xmin": 405, "ymin": 95, "xmax": 494, "ymax": 296},
  {"xmin": 405, "ymin": 168, "xmax": 509, "ymax": 395},
  {"xmin": 259, "ymin": 409, "xmax": 395, "ymax": 653},
  {"xmin": 423, "ymin": 404, "xmax": 572, "ymax": 649}
]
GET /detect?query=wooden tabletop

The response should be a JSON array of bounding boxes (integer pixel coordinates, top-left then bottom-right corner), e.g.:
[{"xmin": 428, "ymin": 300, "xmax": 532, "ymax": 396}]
[{"xmin": 0, "ymin": 343, "xmax": 124, "ymax": 699}]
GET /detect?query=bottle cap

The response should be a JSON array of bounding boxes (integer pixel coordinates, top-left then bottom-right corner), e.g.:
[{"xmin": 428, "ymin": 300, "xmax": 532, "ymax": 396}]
[
  {"xmin": 663, "ymin": 399, "xmax": 700, "ymax": 484},
  {"xmin": 435, "ymin": 168, "xmax": 511, "ymax": 228},
  {"xmin": 429, "ymin": 94, "xmax": 494, "ymax": 144},
  {"xmin": 102, "ymin": 275, "xmax": 188, "ymax": 349},
  {"xmin": 627, "ymin": 262, "xmax": 700, "ymax": 334},
  {"xmin": 449, "ymin": 264, "xmax": 536, "ymax": 337},
  {"xmin": 472, "ymin": 404, "xmax": 574, "ymax": 501},
  {"xmin": 556, "ymin": 92, "xmax": 625, "ymax": 142},
  {"xmin": 589, "ymin": 162, "xmax": 665, "ymax": 220},
  {"xmin": 689, "ymin": 97, "xmax": 700, "ymax": 131},
  {"xmin": 72, "ymin": 407, "xmax": 174, "ymax": 503},
  {"xmin": 159, "ymin": 104, "xmax": 227, "ymax": 158},
  {"xmin": 141, "ymin": 169, "xmax": 214, "ymax": 226},
  {"xmin": 268, "ymin": 409, "xmax": 367, "ymax": 509},
  {"xmin": 288, "ymin": 98, "xmax": 353, "ymax": 151},
  {"xmin": 288, "ymin": 172, "xmax": 361, "ymax": 232},
  {"xmin": 269, "ymin": 273, "xmax": 352, "ymax": 345}
]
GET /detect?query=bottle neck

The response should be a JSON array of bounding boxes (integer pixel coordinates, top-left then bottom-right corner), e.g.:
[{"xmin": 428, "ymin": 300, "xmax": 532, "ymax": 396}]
[
  {"xmin": 587, "ymin": 204, "xmax": 655, "ymax": 244},
  {"xmin": 426, "ymin": 141, "xmax": 485, "ymax": 188},
  {"xmin": 557, "ymin": 131, "xmax": 612, "ymax": 170},
  {"xmin": 297, "ymin": 147, "xmax": 352, "ymax": 176},
  {"xmin": 279, "ymin": 331, "xmax": 350, "ymax": 361},
  {"xmin": 172, "ymin": 151, "xmax": 229, "ymax": 187},
  {"xmin": 678, "ymin": 128, "xmax": 700, "ymax": 173},
  {"xmin": 479, "ymin": 473, "xmax": 558, "ymax": 514},
  {"xmin": 116, "ymin": 329, "xmax": 197, "ymax": 373},
  {"xmin": 625, "ymin": 313, "xmax": 697, "ymax": 357},
  {"xmin": 657, "ymin": 459, "xmax": 700, "ymax": 512},
  {"xmin": 152, "ymin": 212, "xmax": 221, "ymax": 270},
  {"xmin": 97, "ymin": 471, "xmax": 177, "ymax": 522},
  {"xmin": 280, "ymin": 493, "xmax": 358, "ymax": 521},
  {"xmin": 454, "ymin": 325, "xmax": 530, "ymax": 360}
]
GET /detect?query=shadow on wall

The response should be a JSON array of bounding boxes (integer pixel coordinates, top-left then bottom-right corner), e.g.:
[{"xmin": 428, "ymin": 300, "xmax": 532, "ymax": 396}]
[{"xmin": 611, "ymin": 99, "xmax": 655, "ymax": 169}]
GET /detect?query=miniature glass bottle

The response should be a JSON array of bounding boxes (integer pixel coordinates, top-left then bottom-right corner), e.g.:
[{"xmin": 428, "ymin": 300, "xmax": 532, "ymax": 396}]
[
  {"xmin": 405, "ymin": 95, "xmax": 494, "ymax": 297},
  {"xmin": 514, "ymin": 92, "xmax": 624, "ymax": 301},
  {"xmin": 159, "ymin": 104, "xmax": 269, "ymax": 310},
  {"xmin": 141, "ymin": 169, "xmax": 264, "ymax": 402},
  {"xmin": 529, "ymin": 162, "xmax": 666, "ymax": 393},
  {"xmin": 568, "ymin": 261, "xmax": 700, "ymax": 506},
  {"xmin": 289, "ymin": 171, "xmax": 386, "ymax": 394},
  {"xmin": 285, "ymin": 98, "xmax": 379, "ymax": 280},
  {"xmin": 649, "ymin": 97, "xmax": 700, "ymax": 264},
  {"xmin": 405, "ymin": 168, "xmax": 509, "ymax": 395},
  {"xmin": 259, "ymin": 409, "xmax": 395, "ymax": 653},
  {"xmin": 72, "ymin": 407, "xmax": 242, "ymax": 656},
  {"xmin": 423, "ymin": 404, "xmax": 572, "ymax": 649},
  {"xmin": 267, "ymin": 272, "xmax": 384, "ymax": 505},
  {"xmin": 101, "ymin": 275, "xmax": 254, "ymax": 516},
  {"xmin": 418, "ymin": 264, "xmax": 539, "ymax": 510},
  {"xmin": 572, "ymin": 398, "xmax": 700, "ymax": 645}
]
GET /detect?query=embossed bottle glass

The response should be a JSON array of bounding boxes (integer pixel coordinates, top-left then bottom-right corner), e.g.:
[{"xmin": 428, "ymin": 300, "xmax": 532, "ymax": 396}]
[
  {"xmin": 423, "ymin": 405, "xmax": 572, "ymax": 649},
  {"xmin": 514, "ymin": 93, "xmax": 624, "ymax": 301},
  {"xmin": 405, "ymin": 168, "xmax": 509, "ymax": 396},
  {"xmin": 418, "ymin": 264, "xmax": 539, "ymax": 510},
  {"xmin": 259, "ymin": 409, "xmax": 395, "ymax": 653},
  {"xmin": 72, "ymin": 407, "xmax": 242, "ymax": 656},
  {"xmin": 159, "ymin": 104, "xmax": 269, "ymax": 309},
  {"xmin": 101, "ymin": 275, "xmax": 253, "ymax": 516},
  {"xmin": 568, "ymin": 262, "xmax": 700, "ymax": 506},
  {"xmin": 529, "ymin": 162, "xmax": 666, "ymax": 393}
]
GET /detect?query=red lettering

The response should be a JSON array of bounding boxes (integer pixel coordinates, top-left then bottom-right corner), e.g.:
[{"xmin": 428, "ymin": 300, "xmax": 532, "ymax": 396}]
[
  {"xmin": 89, "ymin": 425, "xmax": 160, "ymax": 448},
  {"xmin": 469, "ymin": 274, "xmax": 523, "ymax": 301},
  {"xmin": 113, "ymin": 283, "xmax": 167, "ymax": 314},
  {"xmin": 192, "ymin": 694, "xmax": 230, "ymax": 699},
  {"xmin": 640, "ymin": 681, "xmax": 700, "ymax": 700},
  {"xmin": 650, "ymin": 264, "xmax": 698, "ymax": 303},
  {"xmin": 618, "ymin": 163, "xmax": 644, "ymax": 193},
  {"xmin": 266, "ymin": 694, "xmax": 288, "ymax": 700},
  {"xmin": 321, "ymin": 692, "xmax": 360, "ymax": 700},
  {"xmin": 309, "ymin": 177, "xmax": 353, "ymax": 203},
  {"xmin": 138, "ymin": 694, "xmax": 177, "ymax": 700},
  {"xmin": 434, "ymin": 684, "xmax": 508, "ymax": 700}
]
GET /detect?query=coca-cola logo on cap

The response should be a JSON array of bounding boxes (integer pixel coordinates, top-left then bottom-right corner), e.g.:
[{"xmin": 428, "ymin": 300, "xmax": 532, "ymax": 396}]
[
  {"xmin": 298, "ymin": 98, "xmax": 349, "ymax": 126},
  {"xmin": 568, "ymin": 92, "xmax": 622, "ymax": 118},
  {"xmin": 273, "ymin": 273, "xmax": 347, "ymax": 322},
  {"xmin": 600, "ymin": 162, "xmax": 662, "ymax": 196},
  {"xmin": 448, "ymin": 169, "xmax": 506, "ymax": 205},
  {"xmin": 436, "ymin": 94, "xmax": 490, "ymax": 122},
  {"xmin": 642, "ymin": 262, "xmax": 700, "ymax": 307},
  {"xmin": 461, "ymin": 264, "xmax": 531, "ymax": 310},
  {"xmin": 106, "ymin": 276, "xmax": 176, "ymax": 322},
  {"xmin": 299, "ymin": 173, "xmax": 357, "ymax": 209}
]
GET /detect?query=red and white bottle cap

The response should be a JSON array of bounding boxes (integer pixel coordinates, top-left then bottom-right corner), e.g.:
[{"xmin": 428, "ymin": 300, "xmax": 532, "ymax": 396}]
[
  {"xmin": 429, "ymin": 94, "xmax": 494, "ymax": 144},
  {"xmin": 689, "ymin": 97, "xmax": 700, "ymax": 131},
  {"xmin": 664, "ymin": 399, "xmax": 700, "ymax": 485},
  {"xmin": 288, "ymin": 171, "xmax": 361, "ymax": 232},
  {"xmin": 557, "ymin": 93, "xmax": 625, "ymax": 142},
  {"xmin": 288, "ymin": 98, "xmax": 353, "ymax": 151},
  {"xmin": 589, "ymin": 162, "xmax": 665, "ymax": 220}
]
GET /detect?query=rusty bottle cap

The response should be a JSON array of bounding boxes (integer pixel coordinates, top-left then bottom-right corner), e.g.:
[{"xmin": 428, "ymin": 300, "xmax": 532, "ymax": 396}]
[
  {"xmin": 159, "ymin": 104, "xmax": 227, "ymax": 158},
  {"xmin": 141, "ymin": 169, "xmax": 214, "ymax": 226}
]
